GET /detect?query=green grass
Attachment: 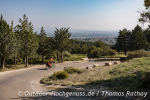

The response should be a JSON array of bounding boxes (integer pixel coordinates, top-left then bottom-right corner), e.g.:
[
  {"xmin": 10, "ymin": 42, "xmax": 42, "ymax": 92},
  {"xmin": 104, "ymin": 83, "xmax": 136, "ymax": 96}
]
[
  {"xmin": 63, "ymin": 54, "xmax": 86, "ymax": 61},
  {"xmin": 71, "ymin": 54, "xmax": 87, "ymax": 58},
  {"xmin": 63, "ymin": 57, "xmax": 83, "ymax": 61},
  {"xmin": 41, "ymin": 57, "xmax": 150, "ymax": 94},
  {"xmin": 100, "ymin": 54, "xmax": 127, "ymax": 58}
]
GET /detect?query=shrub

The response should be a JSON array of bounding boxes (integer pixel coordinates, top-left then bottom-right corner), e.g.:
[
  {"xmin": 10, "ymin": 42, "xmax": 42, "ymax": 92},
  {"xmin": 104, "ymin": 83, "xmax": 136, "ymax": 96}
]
[
  {"xmin": 107, "ymin": 49, "xmax": 118, "ymax": 56},
  {"xmin": 63, "ymin": 51, "xmax": 72, "ymax": 57},
  {"xmin": 64, "ymin": 57, "xmax": 83, "ymax": 61},
  {"xmin": 119, "ymin": 52, "xmax": 124, "ymax": 55},
  {"xmin": 101, "ymin": 46, "xmax": 110, "ymax": 56},
  {"xmin": 120, "ymin": 57, "xmax": 128, "ymax": 62},
  {"xmin": 28, "ymin": 60, "xmax": 34, "ymax": 64},
  {"xmin": 5, "ymin": 59, "xmax": 14, "ymax": 65},
  {"xmin": 87, "ymin": 46, "xmax": 118, "ymax": 58},
  {"xmin": 28, "ymin": 59, "xmax": 43, "ymax": 64},
  {"xmin": 45, "ymin": 52, "xmax": 57, "ymax": 60},
  {"xmin": 40, "ymin": 77, "xmax": 47, "ymax": 83},
  {"xmin": 88, "ymin": 46, "xmax": 97, "ymax": 52},
  {"xmin": 127, "ymin": 50, "xmax": 150, "ymax": 59},
  {"xmin": 87, "ymin": 48, "xmax": 104, "ymax": 58},
  {"xmin": 64, "ymin": 67, "xmax": 83, "ymax": 74},
  {"xmin": 49, "ymin": 71, "xmax": 69, "ymax": 80}
]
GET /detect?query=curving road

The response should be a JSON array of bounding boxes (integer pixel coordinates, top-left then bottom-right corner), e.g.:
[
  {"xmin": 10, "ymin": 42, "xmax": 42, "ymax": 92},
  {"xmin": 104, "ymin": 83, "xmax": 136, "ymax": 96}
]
[{"xmin": 0, "ymin": 61, "xmax": 118, "ymax": 100}]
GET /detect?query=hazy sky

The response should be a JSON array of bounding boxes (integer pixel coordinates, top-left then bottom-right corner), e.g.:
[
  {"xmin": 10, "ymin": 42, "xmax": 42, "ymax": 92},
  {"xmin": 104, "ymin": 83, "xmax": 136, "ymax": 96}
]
[{"xmin": 0, "ymin": 0, "xmax": 147, "ymax": 31}]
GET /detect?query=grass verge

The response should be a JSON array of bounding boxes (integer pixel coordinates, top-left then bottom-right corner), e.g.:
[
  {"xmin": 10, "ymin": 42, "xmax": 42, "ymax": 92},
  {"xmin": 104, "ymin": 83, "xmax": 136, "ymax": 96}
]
[
  {"xmin": 41, "ymin": 57, "xmax": 150, "ymax": 93},
  {"xmin": 0, "ymin": 63, "xmax": 44, "ymax": 72},
  {"xmin": 71, "ymin": 54, "xmax": 87, "ymax": 58},
  {"xmin": 0, "ymin": 64, "xmax": 29, "ymax": 72},
  {"xmin": 100, "ymin": 54, "xmax": 127, "ymax": 58}
]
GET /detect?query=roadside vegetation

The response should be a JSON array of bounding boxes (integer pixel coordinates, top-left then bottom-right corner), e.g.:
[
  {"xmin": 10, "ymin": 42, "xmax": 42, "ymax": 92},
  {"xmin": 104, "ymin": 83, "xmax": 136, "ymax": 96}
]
[
  {"xmin": 100, "ymin": 54, "xmax": 126, "ymax": 58},
  {"xmin": 40, "ymin": 67, "xmax": 84, "ymax": 84},
  {"xmin": 0, "ymin": 64, "xmax": 41, "ymax": 72},
  {"xmin": 0, "ymin": 65, "xmax": 27, "ymax": 72},
  {"xmin": 120, "ymin": 50, "xmax": 150, "ymax": 62},
  {"xmin": 41, "ymin": 57, "xmax": 150, "ymax": 93},
  {"xmin": 71, "ymin": 54, "xmax": 87, "ymax": 58}
]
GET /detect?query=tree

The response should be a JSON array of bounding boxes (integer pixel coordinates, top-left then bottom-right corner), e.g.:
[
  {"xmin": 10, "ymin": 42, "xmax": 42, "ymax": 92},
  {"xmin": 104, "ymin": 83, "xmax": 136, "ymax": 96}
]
[
  {"xmin": 130, "ymin": 25, "xmax": 148, "ymax": 50},
  {"xmin": 0, "ymin": 14, "xmax": 18, "ymax": 69},
  {"xmin": 114, "ymin": 29, "xmax": 131, "ymax": 55},
  {"xmin": 139, "ymin": 0, "xmax": 150, "ymax": 23},
  {"xmin": 54, "ymin": 27, "xmax": 73, "ymax": 62},
  {"xmin": 71, "ymin": 44, "xmax": 82, "ymax": 54},
  {"xmin": 138, "ymin": 0, "xmax": 150, "ymax": 51},
  {"xmin": 37, "ymin": 26, "xmax": 48, "ymax": 63},
  {"xmin": 88, "ymin": 45, "xmax": 97, "ymax": 53},
  {"xmin": 81, "ymin": 44, "xmax": 88, "ymax": 54},
  {"xmin": 143, "ymin": 26, "xmax": 150, "ymax": 50},
  {"xmin": 14, "ymin": 14, "xmax": 39, "ymax": 67},
  {"xmin": 11, "ymin": 20, "xmax": 21, "ymax": 65},
  {"xmin": 48, "ymin": 36, "xmax": 60, "ymax": 61},
  {"xmin": 143, "ymin": 25, "xmax": 150, "ymax": 43},
  {"xmin": 94, "ymin": 40, "xmax": 104, "ymax": 48}
]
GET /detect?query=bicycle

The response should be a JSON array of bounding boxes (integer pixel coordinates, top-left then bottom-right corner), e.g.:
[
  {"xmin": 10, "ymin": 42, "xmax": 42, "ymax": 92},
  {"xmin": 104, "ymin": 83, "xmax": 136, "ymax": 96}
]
[{"xmin": 46, "ymin": 61, "xmax": 56, "ymax": 69}]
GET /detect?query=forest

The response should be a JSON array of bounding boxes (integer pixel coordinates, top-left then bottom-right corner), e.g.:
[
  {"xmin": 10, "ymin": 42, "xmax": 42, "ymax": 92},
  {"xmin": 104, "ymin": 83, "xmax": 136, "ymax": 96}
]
[{"xmin": 0, "ymin": 14, "xmax": 117, "ymax": 69}]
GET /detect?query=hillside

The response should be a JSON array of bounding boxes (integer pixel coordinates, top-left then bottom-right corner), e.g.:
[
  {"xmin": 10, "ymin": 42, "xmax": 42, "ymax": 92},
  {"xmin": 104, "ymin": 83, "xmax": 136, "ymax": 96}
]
[{"xmin": 41, "ymin": 57, "xmax": 150, "ymax": 96}]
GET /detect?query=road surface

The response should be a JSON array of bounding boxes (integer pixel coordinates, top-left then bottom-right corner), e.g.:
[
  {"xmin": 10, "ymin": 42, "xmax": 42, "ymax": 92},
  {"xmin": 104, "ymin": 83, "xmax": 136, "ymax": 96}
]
[{"xmin": 0, "ymin": 61, "xmax": 118, "ymax": 100}]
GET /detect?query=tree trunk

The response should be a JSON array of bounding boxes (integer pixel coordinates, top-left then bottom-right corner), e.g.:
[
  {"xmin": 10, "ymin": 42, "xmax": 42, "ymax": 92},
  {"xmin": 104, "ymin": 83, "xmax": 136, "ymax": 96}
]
[
  {"xmin": 1, "ymin": 57, "xmax": 5, "ymax": 69},
  {"xmin": 124, "ymin": 39, "xmax": 127, "ymax": 56},
  {"xmin": 124, "ymin": 49, "xmax": 127, "ymax": 56},
  {"xmin": 57, "ymin": 52, "xmax": 59, "ymax": 61},
  {"xmin": 26, "ymin": 54, "xmax": 28, "ymax": 67},
  {"xmin": 42, "ymin": 36, "xmax": 44, "ymax": 63},
  {"xmin": 24, "ymin": 57, "xmax": 26, "ymax": 65},
  {"xmin": 1, "ymin": 58, "xmax": 2, "ymax": 68},
  {"xmin": 61, "ymin": 51, "xmax": 63, "ymax": 62},
  {"xmin": 14, "ymin": 57, "xmax": 16, "ymax": 65},
  {"xmin": 42, "ymin": 53, "xmax": 44, "ymax": 63},
  {"xmin": 26, "ymin": 46, "xmax": 28, "ymax": 67}
]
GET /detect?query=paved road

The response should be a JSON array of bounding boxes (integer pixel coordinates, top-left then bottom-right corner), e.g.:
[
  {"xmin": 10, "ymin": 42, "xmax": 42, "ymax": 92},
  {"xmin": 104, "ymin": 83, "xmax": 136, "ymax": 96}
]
[{"xmin": 0, "ymin": 61, "xmax": 117, "ymax": 100}]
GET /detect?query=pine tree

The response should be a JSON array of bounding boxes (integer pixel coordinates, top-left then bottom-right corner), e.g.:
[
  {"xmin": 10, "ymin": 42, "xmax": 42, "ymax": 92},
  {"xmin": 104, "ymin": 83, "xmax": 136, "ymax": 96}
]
[
  {"xmin": 139, "ymin": 0, "xmax": 150, "ymax": 24},
  {"xmin": 130, "ymin": 25, "xmax": 148, "ymax": 50},
  {"xmin": 54, "ymin": 27, "xmax": 73, "ymax": 62},
  {"xmin": 14, "ymin": 14, "xmax": 39, "ymax": 67},
  {"xmin": 114, "ymin": 29, "xmax": 131, "ymax": 55},
  {"xmin": 37, "ymin": 26, "xmax": 48, "ymax": 63},
  {"xmin": 0, "ymin": 14, "xmax": 18, "ymax": 69},
  {"xmin": 11, "ymin": 20, "xmax": 21, "ymax": 65}
]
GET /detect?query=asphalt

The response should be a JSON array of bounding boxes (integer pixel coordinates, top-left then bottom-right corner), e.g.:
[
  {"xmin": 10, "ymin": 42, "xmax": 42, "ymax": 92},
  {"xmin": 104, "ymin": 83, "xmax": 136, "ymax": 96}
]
[{"xmin": 0, "ymin": 61, "xmax": 119, "ymax": 100}]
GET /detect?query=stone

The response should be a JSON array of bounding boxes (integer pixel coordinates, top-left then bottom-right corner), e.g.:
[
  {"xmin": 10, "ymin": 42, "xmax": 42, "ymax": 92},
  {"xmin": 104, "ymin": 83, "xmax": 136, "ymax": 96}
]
[
  {"xmin": 114, "ymin": 61, "xmax": 119, "ymax": 64},
  {"xmin": 93, "ymin": 64, "xmax": 99, "ymax": 67},
  {"xmin": 105, "ymin": 62, "xmax": 112, "ymax": 66},
  {"xmin": 86, "ymin": 65, "xmax": 93, "ymax": 69}
]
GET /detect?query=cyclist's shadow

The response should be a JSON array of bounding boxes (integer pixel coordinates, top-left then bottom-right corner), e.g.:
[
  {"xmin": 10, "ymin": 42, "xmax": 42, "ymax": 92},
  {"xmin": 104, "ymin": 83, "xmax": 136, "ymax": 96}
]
[{"xmin": 37, "ymin": 68, "xmax": 47, "ymax": 70}]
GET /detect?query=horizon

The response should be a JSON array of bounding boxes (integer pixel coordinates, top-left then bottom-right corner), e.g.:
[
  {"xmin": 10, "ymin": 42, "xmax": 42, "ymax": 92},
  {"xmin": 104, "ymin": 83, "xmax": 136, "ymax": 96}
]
[
  {"xmin": 33, "ymin": 26, "xmax": 119, "ymax": 34},
  {"xmin": 0, "ymin": 0, "xmax": 147, "ymax": 33}
]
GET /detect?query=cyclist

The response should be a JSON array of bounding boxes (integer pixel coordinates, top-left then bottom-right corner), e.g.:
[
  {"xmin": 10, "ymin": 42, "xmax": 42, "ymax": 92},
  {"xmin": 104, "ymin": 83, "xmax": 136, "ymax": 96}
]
[{"xmin": 49, "ymin": 56, "xmax": 54, "ymax": 67}]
